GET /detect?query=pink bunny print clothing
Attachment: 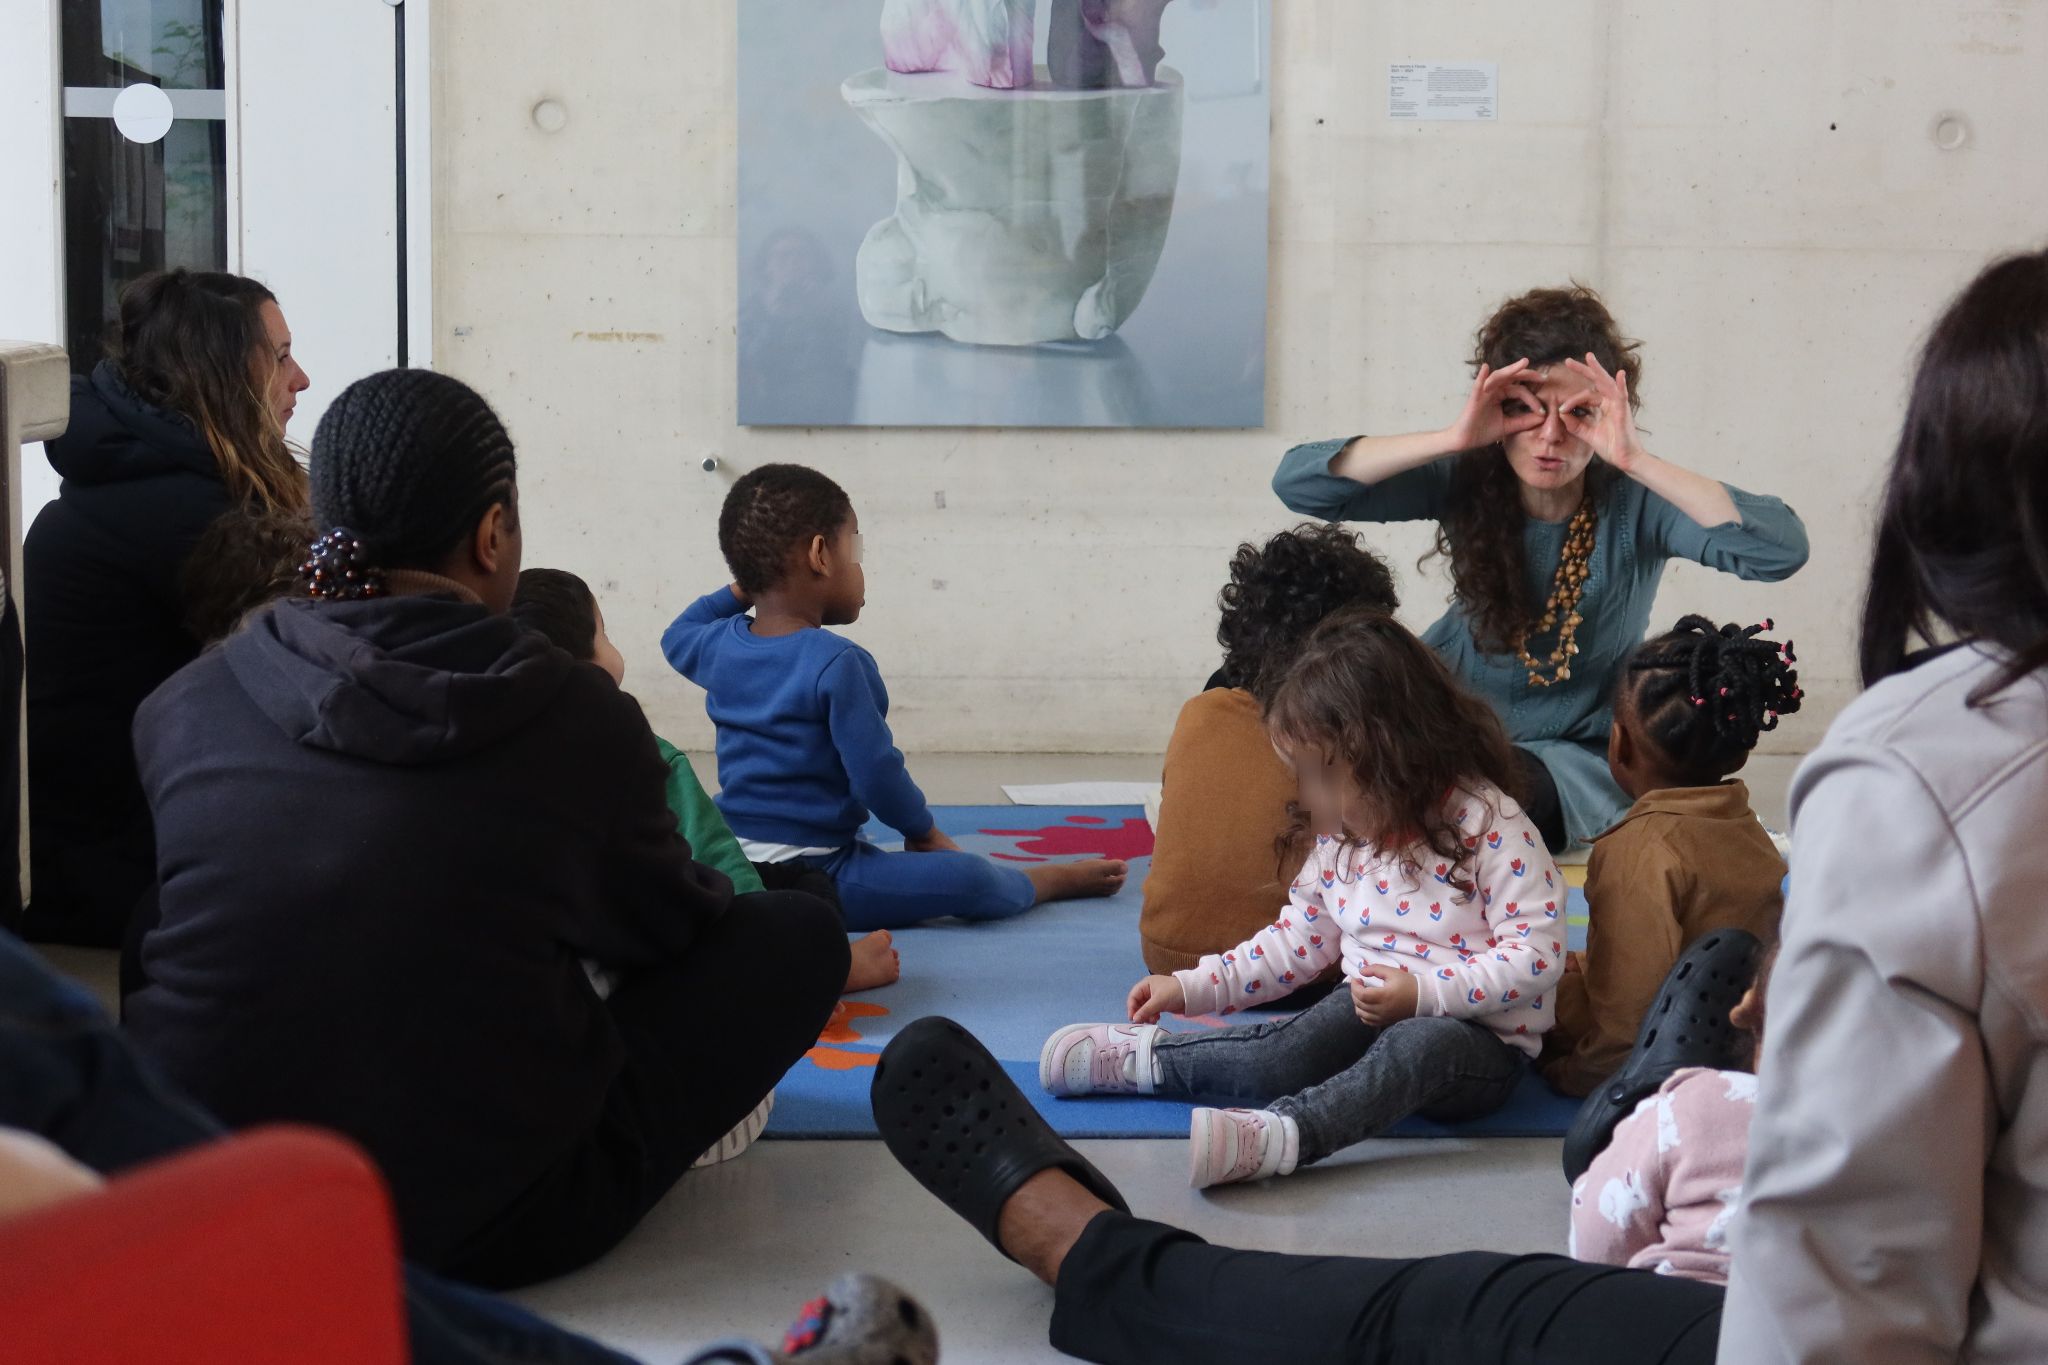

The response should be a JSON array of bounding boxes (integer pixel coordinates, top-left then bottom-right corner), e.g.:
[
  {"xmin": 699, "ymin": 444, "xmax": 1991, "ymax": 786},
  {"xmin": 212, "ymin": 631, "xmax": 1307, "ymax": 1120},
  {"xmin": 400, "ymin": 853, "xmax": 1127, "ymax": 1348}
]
[
  {"xmin": 1172, "ymin": 783, "xmax": 1564, "ymax": 1057},
  {"xmin": 1568, "ymin": 1066, "xmax": 1756, "ymax": 1285}
]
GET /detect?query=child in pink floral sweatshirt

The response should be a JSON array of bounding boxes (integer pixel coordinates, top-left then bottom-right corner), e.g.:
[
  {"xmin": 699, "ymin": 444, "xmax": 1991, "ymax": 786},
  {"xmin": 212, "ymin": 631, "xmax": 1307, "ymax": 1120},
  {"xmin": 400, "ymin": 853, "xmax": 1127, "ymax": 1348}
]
[
  {"xmin": 1567, "ymin": 949, "xmax": 1771, "ymax": 1285},
  {"xmin": 1040, "ymin": 612, "xmax": 1565, "ymax": 1188}
]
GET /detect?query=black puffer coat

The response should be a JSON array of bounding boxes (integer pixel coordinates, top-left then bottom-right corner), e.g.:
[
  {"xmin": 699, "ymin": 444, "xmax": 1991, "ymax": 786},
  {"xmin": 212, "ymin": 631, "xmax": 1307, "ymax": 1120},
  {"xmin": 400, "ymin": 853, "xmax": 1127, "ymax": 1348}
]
[{"xmin": 20, "ymin": 361, "xmax": 235, "ymax": 945}]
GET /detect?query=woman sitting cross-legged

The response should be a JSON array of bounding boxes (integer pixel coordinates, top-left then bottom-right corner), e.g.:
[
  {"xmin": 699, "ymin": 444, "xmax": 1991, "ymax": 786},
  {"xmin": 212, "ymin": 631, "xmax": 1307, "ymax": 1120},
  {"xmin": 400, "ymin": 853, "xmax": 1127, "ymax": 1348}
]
[
  {"xmin": 122, "ymin": 370, "xmax": 848, "ymax": 1288},
  {"xmin": 1272, "ymin": 284, "xmax": 1809, "ymax": 849}
]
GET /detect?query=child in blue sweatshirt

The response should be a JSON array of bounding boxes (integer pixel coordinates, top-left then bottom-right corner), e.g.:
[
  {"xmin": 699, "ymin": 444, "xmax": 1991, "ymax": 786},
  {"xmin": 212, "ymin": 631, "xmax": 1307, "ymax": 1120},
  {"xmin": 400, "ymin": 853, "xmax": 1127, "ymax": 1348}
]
[{"xmin": 663, "ymin": 464, "xmax": 1127, "ymax": 930}]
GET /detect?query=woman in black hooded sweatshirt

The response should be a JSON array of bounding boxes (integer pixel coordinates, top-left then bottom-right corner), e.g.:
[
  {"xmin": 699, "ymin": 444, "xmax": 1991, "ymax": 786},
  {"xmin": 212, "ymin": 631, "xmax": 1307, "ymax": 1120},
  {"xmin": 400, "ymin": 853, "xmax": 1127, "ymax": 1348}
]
[
  {"xmin": 123, "ymin": 368, "xmax": 849, "ymax": 1288},
  {"xmin": 20, "ymin": 269, "xmax": 312, "ymax": 947}
]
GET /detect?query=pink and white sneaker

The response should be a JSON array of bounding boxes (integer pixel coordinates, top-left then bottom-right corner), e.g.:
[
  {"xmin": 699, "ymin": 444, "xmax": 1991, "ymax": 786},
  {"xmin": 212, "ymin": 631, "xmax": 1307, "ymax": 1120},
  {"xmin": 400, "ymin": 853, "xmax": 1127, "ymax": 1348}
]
[
  {"xmin": 1039, "ymin": 1023, "xmax": 1163, "ymax": 1096},
  {"xmin": 1188, "ymin": 1107, "xmax": 1300, "ymax": 1189}
]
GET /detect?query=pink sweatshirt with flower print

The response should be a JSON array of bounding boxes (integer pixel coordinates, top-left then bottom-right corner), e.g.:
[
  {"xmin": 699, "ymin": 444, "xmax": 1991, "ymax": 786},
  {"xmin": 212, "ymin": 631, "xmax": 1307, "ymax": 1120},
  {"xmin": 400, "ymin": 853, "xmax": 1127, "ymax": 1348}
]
[{"xmin": 1173, "ymin": 783, "xmax": 1564, "ymax": 1057}]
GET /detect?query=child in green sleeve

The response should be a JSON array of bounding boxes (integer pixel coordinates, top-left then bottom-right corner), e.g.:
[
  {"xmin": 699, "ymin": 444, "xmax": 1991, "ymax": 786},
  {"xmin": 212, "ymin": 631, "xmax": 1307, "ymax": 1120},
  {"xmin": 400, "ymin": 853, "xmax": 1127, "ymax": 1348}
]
[{"xmin": 513, "ymin": 569, "xmax": 901, "ymax": 993}]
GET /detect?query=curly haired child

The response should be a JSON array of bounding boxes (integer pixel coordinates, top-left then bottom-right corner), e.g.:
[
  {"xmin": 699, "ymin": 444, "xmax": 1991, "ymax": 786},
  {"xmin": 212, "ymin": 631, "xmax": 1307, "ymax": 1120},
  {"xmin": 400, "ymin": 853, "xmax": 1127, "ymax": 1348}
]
[
  {"xmin": 1142, "ymin": 523, "xmax": 1399, "ymax": 973},
  {"xmin": 663, "ymin": 464, "xmax": 1126, "ymax": 930},
  {"xmin": 1042, "ymin": 610, "xmax": 1564, "ymax": 1188},
  {"xmin": 1540, "ymin": 616, "xmax": 1800, "ymax": 1095}
]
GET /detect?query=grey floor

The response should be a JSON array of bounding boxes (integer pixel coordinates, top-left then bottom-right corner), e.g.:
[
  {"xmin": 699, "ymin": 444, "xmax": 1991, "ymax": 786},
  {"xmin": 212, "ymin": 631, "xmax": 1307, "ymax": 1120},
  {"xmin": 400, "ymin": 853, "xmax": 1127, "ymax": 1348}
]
[{"xmin": 36, "ymin": 752, "xmax": 1803, "ymax": 1364}]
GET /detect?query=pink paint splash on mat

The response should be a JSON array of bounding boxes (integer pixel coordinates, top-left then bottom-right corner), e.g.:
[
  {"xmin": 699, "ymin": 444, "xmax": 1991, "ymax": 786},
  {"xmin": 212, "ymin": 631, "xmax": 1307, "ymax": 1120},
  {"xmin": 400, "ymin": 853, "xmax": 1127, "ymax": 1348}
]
[{"xmin": 981, "ymin": 815, "xmax": 1155, "ymax": 863}]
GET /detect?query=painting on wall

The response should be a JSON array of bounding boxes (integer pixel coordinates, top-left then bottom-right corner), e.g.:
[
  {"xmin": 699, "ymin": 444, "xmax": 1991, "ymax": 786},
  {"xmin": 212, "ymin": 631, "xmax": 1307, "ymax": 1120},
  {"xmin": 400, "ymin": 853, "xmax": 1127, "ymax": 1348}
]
[{"xmin": 738, "ymin": 0, "xmax": 1270, "ymax": 429}]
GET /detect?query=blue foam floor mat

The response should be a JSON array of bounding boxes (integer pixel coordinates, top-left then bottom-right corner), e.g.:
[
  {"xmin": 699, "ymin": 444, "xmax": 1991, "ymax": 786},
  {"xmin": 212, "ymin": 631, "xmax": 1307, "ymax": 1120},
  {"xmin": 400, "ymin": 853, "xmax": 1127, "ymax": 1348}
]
[{"xmin": 767, "ymin": 805, "xmax": 1587, "ymax": 1140}]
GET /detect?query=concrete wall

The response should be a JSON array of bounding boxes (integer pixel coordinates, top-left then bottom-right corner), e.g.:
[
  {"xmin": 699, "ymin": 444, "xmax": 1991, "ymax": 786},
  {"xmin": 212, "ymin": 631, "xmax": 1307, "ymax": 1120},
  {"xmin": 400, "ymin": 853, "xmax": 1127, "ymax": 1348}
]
[{"xmin": 431, "ymin": 0, "xmax": 2048, "ymax": 754}]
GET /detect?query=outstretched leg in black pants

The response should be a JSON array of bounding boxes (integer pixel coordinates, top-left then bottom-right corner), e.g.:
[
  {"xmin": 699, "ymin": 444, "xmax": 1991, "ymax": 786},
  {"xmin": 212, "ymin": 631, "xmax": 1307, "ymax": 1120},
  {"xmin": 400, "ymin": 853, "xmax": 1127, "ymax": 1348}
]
[
  {"xmin": 1050, "ymin": 1208, "xmax": 1721, "ymax": 1365},
  {"xmin": 873, "ymin": 1017, "xmax": 1723, "ymax": 1365}
]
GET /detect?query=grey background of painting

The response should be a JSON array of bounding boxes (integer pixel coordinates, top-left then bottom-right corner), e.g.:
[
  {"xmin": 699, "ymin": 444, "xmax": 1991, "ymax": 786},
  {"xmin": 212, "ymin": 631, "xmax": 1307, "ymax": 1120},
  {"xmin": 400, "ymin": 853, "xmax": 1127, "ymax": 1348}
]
[{"xmin": 738, "ymin": 0, "xmax": 1270, "ymax": 428}]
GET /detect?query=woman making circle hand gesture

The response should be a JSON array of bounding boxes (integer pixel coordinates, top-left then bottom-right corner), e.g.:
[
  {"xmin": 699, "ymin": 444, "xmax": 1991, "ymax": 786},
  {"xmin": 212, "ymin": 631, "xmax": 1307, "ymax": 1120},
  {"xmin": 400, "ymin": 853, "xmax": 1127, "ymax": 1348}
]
[{"xmin": 1272, "ymin": 286, "xmax": 1809, "ymax": 848}]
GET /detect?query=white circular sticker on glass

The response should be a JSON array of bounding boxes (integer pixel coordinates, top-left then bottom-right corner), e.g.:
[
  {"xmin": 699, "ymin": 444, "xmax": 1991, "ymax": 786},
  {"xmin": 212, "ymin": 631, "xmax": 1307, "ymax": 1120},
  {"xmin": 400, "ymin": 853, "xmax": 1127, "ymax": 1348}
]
[{"xmin": 111, "ymin": 83, "xmax": 175, "ymax": 145}]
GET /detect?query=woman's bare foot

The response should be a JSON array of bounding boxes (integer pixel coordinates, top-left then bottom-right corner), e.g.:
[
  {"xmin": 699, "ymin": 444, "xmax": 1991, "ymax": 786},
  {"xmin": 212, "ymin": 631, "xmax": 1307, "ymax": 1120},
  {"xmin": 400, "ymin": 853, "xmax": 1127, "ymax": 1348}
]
[
  {"xmin": 996, "ymin": 1168, "xmax": 1114, "ymax": 1285},
  {"xmin": 1025, "ymin": 859, "xmax": 1129, "ymax": 905},
  {"xmin": 844, "ymin": 930, "xmax": 901, "ymax": 993}
]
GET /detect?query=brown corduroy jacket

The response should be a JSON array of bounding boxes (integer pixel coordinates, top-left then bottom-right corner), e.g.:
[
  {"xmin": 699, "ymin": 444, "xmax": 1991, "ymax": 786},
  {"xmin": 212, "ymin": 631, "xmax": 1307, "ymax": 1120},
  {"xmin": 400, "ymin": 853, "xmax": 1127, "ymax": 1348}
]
[
  {"xmin": 1139, "ymin": 688, "xmax": 1305, "ymax": 975},
  {"xmin": 1540, "ymin": 780, "xmax": 1785, "ymax": 1097}
]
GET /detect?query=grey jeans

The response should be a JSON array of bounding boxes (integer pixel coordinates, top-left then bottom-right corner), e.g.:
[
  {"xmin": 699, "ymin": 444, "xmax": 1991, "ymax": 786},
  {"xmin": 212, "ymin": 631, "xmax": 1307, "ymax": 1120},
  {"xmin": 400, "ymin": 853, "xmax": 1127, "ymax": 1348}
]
[{"xmin": 1153, "ymin": 988, "xmax": 1526, "ymax": 1164}]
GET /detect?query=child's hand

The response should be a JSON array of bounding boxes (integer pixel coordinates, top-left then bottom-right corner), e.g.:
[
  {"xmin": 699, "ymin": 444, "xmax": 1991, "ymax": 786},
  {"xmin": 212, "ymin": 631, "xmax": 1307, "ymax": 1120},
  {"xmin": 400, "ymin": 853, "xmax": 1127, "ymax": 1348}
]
[
  {"xmin": 1128, "ymin": 975, "xmax": 1185, "ymax": 1024},
  {"xmin": 1565, "ymin": 951, "xmax": 1584, "ymax": 976},
  {"xmin": 728, "ymin": 582, "xmax": 752, "ymax": 607},
  {"xmin": 1350, "ymin": 971, "xmax": 1420, "ymax": 1028},
  {"xmin": 905, "ymin": 828, "xmax": 962, "ymax": 854}
]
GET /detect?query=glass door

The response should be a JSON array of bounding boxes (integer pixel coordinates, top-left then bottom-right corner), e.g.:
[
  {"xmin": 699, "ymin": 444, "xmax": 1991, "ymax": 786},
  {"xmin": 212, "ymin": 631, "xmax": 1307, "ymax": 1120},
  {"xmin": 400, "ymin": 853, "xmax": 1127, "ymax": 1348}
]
[{"xmin": 59, "ymin": 0, "xmax": 229, "ymax": 373}]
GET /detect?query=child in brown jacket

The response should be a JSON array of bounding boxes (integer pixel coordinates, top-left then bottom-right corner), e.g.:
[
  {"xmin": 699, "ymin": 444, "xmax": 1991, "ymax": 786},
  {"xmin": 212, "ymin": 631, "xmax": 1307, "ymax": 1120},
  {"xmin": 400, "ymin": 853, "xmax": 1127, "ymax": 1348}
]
[
  {"xmin": 1541, "ymin": 616, "xmax": 1801, "ymax": 1096},
  {"xmin": 1140, "ymin": 524, "xmax": 1398, "ymax": 974}
]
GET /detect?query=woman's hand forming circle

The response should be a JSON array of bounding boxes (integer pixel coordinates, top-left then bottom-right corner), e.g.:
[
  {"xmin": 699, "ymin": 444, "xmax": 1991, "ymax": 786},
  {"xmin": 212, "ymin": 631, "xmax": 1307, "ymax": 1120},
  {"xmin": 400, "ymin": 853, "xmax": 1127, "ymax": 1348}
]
[
  {"xmin": 1443, "ymin": 358, "xmax": 1548, "ymax": 453},
  {"xmin": 1560, "ymin": 353, "xmax": 1649, "ymax": 473}
]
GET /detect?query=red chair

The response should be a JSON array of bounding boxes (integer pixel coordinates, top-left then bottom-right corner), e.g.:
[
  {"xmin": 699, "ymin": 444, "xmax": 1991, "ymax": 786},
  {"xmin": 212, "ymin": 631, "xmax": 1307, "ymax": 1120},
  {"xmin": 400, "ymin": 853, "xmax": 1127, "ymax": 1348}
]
[{"xmin": 0, "ymin": 1125, "xmax": 408, "ymax": 1363}]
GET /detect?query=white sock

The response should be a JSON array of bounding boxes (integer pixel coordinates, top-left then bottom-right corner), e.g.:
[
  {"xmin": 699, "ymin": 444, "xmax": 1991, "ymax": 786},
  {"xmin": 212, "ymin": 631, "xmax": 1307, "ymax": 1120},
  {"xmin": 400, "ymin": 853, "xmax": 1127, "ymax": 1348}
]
[{"xmin": 1269, "ymin": 1111, "xmax": 1302, "ymax": 1177}]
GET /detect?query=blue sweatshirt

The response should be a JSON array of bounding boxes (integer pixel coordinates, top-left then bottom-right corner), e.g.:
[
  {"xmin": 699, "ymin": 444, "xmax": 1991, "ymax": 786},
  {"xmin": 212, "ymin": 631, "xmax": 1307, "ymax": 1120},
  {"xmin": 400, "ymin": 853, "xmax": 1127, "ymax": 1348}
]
[{"xmin": 661, "ymin": 587, "xmax": 936, "ymax": 848}]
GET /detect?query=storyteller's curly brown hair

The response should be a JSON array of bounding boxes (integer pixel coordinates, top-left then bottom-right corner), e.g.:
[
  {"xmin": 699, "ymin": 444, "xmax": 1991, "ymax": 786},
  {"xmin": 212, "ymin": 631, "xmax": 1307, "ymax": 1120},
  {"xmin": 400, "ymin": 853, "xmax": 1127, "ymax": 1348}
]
[
  {"xmin": 718, "ymin": 463, "xmax": 855, "ymax": 596},
  {"xmin": 1265, "ymin": 609, "xmax": 1521, "ymax": 890},
  {"xmin": 1217, "ymin": 523, "xmax": 1399, "ymax": 705},
  {"xmin": 1430, "ymin": 284, "xmax": 1643, "ymax": 654}
]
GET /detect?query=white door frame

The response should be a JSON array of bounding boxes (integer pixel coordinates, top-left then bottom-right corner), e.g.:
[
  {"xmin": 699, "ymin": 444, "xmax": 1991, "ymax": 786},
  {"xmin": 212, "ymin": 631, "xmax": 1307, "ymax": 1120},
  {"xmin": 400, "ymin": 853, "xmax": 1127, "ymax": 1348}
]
[{"xmin": 0, "ymin": 0, "xmax": 434, "ymax": 519}]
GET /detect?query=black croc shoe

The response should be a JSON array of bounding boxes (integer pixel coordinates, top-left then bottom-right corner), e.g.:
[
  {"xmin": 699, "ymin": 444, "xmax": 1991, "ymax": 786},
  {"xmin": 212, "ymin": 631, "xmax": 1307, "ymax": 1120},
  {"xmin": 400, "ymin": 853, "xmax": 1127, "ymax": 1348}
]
[
  {"xmin": 1562, "ymin": 928, "xmax": 1763, "ymax": 1184},
  {"xmin": 872, "ymin": 1016, "xmax": 1130, "ymax": 1258}
]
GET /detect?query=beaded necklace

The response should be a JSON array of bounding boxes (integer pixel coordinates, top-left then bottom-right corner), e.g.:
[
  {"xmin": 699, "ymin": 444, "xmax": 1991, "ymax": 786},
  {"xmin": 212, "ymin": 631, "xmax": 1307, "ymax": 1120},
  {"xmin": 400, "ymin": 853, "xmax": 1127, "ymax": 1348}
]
[{"xmin": 1516, "ymin": 494, "xmax": 1597, "ymax": 687}]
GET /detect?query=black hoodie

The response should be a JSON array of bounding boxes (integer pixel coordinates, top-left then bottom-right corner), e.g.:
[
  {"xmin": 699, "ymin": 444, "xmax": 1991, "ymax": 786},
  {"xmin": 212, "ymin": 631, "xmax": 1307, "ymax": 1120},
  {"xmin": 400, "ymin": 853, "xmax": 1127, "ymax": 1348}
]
[
  {"xmin": 21, "ymin": 363, "xmax": 234, "ymax": 944},
  {"xmin": 124, "ymin": 590, "xmax": 734, "ymax": 1267}
]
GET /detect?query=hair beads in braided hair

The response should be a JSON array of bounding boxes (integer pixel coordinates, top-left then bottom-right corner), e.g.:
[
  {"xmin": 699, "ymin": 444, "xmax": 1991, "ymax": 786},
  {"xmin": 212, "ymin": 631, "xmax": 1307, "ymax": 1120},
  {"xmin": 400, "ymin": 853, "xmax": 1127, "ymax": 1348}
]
[
  {"xmin": 310, "ymin": 368, "xmax": 517, "ymax": 574},
  {"xmin": 1624, "ymin": 615, "xmax": 1802, "ymax": 782},
  {"xmin": 299, "ymin": 527, "xmax": 387, "ymax": 601}
]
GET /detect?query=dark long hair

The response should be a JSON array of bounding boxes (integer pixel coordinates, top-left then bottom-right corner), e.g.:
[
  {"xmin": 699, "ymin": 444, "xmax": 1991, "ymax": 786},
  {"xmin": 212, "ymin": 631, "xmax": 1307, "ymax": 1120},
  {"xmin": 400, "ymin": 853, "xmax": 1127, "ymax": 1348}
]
[
  {"xmin": 1860, "ymin": 248, "xmax": 2048, "ymax": 698},
  {"xmin": 1432, "ymin": 284, "xmax": 1641, "ymax": 653},
  {"xmin": 111, "ymin": 269, "xmax": 308, "ymax": 514},
  {"xmin": 1216, "ymin": 523, "xmax": 1399, "ymax": 704},
  {"xmin": 1265, "ymin": 610, "xmax": 1520, "ymax": 887}
]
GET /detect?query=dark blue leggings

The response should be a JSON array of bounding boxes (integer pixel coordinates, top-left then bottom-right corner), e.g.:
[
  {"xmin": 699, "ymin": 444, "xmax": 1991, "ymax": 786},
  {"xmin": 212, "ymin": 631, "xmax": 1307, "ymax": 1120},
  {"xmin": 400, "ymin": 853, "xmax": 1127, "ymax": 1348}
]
[{"xmin": 784, "ymin": 841, "xmax": 1036, "ymax": 930}]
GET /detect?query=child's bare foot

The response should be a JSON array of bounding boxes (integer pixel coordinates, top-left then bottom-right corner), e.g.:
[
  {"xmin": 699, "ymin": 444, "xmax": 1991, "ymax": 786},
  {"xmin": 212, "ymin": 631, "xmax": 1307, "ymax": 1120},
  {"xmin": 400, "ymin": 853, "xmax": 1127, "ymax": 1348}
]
[
  {"xmin": 844, "ymin": 930, "xmax": 901, "ymax": 993},
  {"xmin": 1025, "ymin": 859, "xmax": 1128, "ymax": 905}
]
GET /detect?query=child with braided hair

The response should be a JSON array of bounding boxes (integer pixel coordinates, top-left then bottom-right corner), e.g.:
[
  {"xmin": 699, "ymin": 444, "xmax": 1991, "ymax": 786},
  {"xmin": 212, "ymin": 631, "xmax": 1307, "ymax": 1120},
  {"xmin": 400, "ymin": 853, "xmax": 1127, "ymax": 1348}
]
[{"xmin": 1539, "ymin": 615, "xmax": 1800, "ymax": 1096}]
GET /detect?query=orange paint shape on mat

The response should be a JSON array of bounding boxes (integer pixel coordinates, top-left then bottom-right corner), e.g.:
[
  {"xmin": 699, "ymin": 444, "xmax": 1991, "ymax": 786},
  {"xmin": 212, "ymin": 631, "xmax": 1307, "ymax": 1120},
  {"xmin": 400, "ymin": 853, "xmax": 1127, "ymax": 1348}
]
[{"xmin": 805, "ymin": 1000, "xmax": 890, "ymax": 1070}]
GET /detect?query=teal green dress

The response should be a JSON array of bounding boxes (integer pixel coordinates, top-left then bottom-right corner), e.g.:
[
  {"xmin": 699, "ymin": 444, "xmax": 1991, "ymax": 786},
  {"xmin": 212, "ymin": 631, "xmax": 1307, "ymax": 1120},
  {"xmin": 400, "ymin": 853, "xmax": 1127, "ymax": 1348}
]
[{"xmin": 1273, "ymin": 441, "xmax": 1810, "ymax": 846}]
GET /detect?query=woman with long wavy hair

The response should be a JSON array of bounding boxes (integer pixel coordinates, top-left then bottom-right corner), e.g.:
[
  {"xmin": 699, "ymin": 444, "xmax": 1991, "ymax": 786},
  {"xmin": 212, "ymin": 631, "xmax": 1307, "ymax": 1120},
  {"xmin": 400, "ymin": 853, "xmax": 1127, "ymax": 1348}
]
[
  {"xmin": 18, "ymin": 269, "xmax": 311, "ymax": 947},
  {"xmin": 1272, "ymin": 286, "xmax": 1809, "ymax": 850}
]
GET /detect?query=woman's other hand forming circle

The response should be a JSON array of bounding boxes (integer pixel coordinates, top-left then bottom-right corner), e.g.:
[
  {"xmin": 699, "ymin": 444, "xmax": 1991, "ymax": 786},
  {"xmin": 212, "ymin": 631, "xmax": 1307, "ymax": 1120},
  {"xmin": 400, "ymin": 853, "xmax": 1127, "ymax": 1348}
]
[{"xmin": 1560, "ymin": 353, "xmax": 1649, "ymax": 473}]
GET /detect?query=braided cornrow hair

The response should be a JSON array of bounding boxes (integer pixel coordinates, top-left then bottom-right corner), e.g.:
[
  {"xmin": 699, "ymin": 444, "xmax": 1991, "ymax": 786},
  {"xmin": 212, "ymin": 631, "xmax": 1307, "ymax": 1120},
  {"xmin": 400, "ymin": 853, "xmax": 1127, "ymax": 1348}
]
[
  {"xmin": 718, "ymin": 463, "xmax": 853, "ymax": 596},
  {"xmin": 302, "ymin": 369, "xmax": 517, "ymax": 601},
  {"xmin": 1623, "ymin": 615, "xmax": 1803, "ymax": 783}
]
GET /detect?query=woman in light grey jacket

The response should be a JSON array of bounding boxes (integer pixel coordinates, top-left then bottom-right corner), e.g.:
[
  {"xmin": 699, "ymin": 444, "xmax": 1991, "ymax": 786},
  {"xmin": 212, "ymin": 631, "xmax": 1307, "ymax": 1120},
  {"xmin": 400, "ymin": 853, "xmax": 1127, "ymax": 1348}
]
[{"xmin": 1720, "ymin": 246, "xmax": 2048, "ymax": 1362}]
